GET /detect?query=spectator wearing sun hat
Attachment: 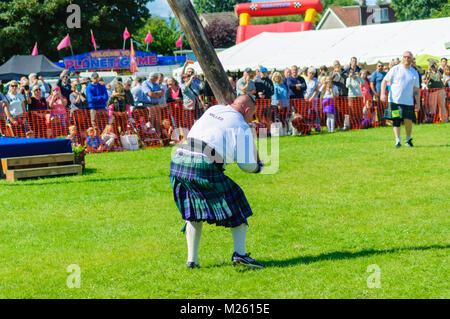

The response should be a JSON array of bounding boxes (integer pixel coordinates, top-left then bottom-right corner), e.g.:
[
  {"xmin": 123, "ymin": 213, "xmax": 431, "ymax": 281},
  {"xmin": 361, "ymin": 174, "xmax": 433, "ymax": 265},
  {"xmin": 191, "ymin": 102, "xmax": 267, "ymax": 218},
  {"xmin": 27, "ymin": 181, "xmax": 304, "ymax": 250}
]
[
  {"xmin": 254, "ymin": 67, "xmax": 274, "ymax": 100},
  {"xmin": 236, "ymin": 67, "xmax": 256, "ymax": 98}
]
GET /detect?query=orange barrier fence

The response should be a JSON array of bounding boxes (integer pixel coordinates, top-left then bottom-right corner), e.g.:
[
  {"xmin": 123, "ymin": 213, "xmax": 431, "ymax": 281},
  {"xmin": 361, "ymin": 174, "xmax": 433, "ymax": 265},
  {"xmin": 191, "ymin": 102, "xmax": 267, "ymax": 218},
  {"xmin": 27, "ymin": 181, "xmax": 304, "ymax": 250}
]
[{"xmin": 0, "ymin": 87, "xmax": 448, "ymax": 153}]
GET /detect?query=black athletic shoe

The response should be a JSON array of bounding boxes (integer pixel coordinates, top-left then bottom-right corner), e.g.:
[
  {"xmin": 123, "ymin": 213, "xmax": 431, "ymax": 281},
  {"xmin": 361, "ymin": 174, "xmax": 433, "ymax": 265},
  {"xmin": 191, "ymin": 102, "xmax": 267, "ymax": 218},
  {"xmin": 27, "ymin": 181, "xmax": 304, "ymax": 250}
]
[
  {"xmin": 186, "ymin": 262, "xmax": 199, "ymax": 269},
  {"xmin": 405, "ymin": 138, "xmax": 414, "ymax": 147},
  {"xmin": 395, "ymin": 142, "xmax": 402, "ymax": 149},
  {"xmin": 232, "ymin": 252, "xmax": 264, "ymax": 269}
]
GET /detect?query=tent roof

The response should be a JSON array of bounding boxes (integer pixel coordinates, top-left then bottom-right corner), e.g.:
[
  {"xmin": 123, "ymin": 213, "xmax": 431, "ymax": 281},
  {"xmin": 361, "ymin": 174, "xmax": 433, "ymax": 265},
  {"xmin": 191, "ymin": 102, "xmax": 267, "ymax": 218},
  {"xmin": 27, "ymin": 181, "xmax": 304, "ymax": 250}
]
[
  {"xmin": 0, "ymin": 55, "xmax": 65, "ymax": 80},
  {"xmin": 190, "ymin": 17, "xmax": 450, "ymax": 73}
]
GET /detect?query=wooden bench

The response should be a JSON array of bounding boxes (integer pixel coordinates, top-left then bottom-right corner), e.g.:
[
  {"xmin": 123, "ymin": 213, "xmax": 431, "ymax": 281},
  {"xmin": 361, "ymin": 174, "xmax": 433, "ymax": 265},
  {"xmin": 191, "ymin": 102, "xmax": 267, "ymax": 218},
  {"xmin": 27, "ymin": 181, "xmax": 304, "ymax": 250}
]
[{"xmin": 1, "ymin": 153, "xmax": 82, "ymax": 181}]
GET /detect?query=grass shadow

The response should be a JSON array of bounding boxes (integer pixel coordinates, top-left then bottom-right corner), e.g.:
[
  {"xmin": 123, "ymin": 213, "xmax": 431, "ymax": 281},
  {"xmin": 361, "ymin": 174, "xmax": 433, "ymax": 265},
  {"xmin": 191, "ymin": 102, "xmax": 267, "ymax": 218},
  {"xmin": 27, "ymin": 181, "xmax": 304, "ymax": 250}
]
[
  {"xmin": 82, "ymin": 167, "xmax": 98, "ymax": 175},
  {"xmin": 1, "ymin": 175, "xmax": 154, "ymax": 186},
  {"xmin": 414, "ymin": 144, "xmax": 450, "ymax": 149},
  {"xmin": 260, "ymin": 244, "xmax": 450, "ymax": 268}
]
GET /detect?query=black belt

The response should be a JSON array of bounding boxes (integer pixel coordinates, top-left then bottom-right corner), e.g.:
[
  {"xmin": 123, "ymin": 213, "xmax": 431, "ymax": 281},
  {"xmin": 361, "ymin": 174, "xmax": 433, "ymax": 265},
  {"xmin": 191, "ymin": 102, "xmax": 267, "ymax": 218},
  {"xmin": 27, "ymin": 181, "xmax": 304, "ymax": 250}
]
[{"xmin": 178, "ymin": 138, "xmax": 224, "ymax": 171}]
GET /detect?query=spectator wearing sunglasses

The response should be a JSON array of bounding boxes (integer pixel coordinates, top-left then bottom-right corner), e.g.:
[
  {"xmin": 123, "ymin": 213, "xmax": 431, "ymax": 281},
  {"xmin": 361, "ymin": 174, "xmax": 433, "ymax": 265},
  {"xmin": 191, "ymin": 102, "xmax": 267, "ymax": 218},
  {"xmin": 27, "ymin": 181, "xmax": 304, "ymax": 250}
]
[
  {"xmin": 28, "ymin": 85, "xmax": 48, "ymax": 111},
  {"xmin": 5, "ymin": 80, "xmax": 26, "ymax": 126}
]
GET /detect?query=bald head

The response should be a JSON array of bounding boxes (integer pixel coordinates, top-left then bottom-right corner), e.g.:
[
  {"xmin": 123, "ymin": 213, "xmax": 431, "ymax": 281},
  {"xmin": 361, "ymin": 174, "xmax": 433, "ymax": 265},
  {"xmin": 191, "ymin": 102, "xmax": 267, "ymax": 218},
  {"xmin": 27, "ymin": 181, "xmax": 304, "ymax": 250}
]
[
  {"xmin": 402, "ymin": 51, "xmax": 414, "ymax": 67},
  {"xmin": 231, "ymin": 95, "xmax": 256, "ymax": 123}
]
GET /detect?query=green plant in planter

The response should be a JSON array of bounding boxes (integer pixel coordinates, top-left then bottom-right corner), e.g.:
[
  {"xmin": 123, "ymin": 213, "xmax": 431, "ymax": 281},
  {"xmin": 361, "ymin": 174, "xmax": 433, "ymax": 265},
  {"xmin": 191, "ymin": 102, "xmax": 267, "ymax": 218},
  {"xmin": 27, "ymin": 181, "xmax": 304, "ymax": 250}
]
[{"xmin": 73, "ymin": 143, "xmax": 87, "ymax": 171}]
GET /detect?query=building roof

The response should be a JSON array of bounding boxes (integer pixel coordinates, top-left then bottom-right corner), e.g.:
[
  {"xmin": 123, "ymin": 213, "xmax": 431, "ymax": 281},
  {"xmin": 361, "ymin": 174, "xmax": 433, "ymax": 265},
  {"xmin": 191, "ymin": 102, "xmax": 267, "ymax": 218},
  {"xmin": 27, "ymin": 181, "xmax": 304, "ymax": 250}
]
[
  {"xmin": 199, "ymin": 12, "xmax": 238, "ymax": 27},
  {"xmin": 330, "ymin": 5, "xmax": 361, "ymax": 27},
  {"xmin": 317, "ymin": 4, "xmax": 395, "ymax": 29}
]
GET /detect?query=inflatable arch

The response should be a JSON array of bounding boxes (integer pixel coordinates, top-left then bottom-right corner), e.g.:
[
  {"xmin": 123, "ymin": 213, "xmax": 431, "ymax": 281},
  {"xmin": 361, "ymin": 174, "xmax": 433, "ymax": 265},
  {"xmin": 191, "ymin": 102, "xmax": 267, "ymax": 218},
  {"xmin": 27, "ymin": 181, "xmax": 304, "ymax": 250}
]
[{"xmin": 235, "ymin": 0, "xmax": 324, "ymax": 44}]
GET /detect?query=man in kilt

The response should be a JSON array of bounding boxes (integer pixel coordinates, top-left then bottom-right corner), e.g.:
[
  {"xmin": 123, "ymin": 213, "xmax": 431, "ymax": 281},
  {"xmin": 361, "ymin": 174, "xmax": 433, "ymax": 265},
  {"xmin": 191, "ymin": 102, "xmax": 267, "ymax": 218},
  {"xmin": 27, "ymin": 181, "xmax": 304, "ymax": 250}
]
[
  {"xmin": 170, "ymin": 95, "xmax": 264, "ymax": 269},
  {"xmin": 381, "ymin": 51, "xmax": 421, "ymax": 148}
]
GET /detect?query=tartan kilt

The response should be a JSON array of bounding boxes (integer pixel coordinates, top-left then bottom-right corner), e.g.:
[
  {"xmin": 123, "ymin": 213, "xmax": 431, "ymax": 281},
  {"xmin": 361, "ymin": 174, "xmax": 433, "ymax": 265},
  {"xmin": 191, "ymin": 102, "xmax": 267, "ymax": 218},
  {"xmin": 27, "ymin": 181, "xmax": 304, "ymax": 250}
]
[
  {"xmin": 170, "ymin": 151, "xmax": 253, "ymax": 228},
  {"xmin": 383, "ymin": 102, "xmax": 416, "ymax": 121}
]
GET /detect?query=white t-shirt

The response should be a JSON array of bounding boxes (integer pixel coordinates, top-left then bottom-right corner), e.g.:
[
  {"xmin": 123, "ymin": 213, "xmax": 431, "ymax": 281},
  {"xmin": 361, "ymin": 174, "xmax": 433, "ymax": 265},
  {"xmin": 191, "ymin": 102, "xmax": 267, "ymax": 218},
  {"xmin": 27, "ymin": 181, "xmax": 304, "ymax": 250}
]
[
  {"xmin": 6, "ymin": 93, "xmax": 25, "ymax": 117},
  {"xmin": 384, "ymin": 64, "xmax": 420, "ymax": 106},
  {"xmin": 187, "ymin": 104, "xmax": 258, "ymax": 172},
  {"xmin": 346, "ymin": 77, "xmax": 363, "ymax": 97},
  {"xmin": 305, "ymin": 78, "xmax": 318, "ymax": 99}
]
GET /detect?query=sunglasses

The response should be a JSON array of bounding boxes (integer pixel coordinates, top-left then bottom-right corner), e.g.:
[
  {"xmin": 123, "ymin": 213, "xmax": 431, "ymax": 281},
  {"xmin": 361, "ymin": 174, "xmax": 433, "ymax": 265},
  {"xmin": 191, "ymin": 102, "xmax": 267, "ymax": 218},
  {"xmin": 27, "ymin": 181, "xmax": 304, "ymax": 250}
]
[
  {"xmin": 11, "ymin": 85, "xmax": 18, "ymax": 87},
  {"xmin": 33, "ymin": 89, "xmax": 41, "ymax": 91}
]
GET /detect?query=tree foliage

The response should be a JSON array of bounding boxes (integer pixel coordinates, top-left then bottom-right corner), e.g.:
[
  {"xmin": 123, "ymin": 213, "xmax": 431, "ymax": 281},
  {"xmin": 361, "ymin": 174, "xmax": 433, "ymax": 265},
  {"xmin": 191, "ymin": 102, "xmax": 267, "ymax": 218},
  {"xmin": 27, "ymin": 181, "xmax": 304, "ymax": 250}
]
[
  {"xmin": 0, "ymin": 0, "xmax": 152, "ymax": 64},
  {"xmin": 136, "ymin": 16, "xmax": 190, "ymax": 55},
  {"xmin": 193, "ymin": 0, "xmax": 247, "ymax": 14},
  {"xmin": 390, "ymin": 0, "xmax": 447, "ymax": 21},
  {"xmin": 430, "ymin": 0, "xmax": 450, "ymax": 18},
  {"xmin": 205, "ymin": 19, "xmax": 238, "ymax": 48}
]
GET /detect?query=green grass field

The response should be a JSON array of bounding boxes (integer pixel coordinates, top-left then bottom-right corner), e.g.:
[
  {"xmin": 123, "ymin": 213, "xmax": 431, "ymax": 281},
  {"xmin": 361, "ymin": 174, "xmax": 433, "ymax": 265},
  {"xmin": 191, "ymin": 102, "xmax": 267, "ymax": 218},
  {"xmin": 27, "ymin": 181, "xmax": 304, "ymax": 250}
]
[{"xmin": 0, "ymin": 123, "xmax": 449, "ymax": 299}]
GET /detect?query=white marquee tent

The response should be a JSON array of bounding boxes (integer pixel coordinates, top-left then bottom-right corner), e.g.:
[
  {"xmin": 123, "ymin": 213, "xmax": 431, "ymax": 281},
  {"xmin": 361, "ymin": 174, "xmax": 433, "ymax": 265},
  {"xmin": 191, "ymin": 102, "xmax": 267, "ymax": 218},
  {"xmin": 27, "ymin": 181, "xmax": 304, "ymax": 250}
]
[{"xmin": 187, "ymin": 17, "xmax": 450, "ymax": 74}]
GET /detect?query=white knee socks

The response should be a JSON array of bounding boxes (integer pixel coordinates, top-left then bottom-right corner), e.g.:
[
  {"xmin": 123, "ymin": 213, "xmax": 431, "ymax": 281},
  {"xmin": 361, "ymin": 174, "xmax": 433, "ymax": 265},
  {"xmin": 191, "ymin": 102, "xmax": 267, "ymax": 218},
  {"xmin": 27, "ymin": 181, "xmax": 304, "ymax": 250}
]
[
  {"xmin": 186, "ymin": 221, "xmax": 202, "ymax": 264},
  {"xmin": 186, "ymin": 222, "xmax": 248, "ymax": 264},
  {"xmin": 327, "ymin": 114, "xmax": 335, "ymax": 132},
  {"xmin": 231, "ymin": 223, "xmax": 247, "ymax": 256}
]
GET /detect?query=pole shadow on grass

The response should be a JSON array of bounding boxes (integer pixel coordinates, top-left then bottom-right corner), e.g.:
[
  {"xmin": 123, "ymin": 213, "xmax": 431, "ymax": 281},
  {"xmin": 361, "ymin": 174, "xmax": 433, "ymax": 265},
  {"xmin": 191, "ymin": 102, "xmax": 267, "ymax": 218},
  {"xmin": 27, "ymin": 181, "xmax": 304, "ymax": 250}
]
[
  {"xmin": 258, "ymin": 244, "xmax": 450, "ymax": 268},
  {"xmin": 204, "ymin": 244, "xmax": 449, "ymax": 269}
]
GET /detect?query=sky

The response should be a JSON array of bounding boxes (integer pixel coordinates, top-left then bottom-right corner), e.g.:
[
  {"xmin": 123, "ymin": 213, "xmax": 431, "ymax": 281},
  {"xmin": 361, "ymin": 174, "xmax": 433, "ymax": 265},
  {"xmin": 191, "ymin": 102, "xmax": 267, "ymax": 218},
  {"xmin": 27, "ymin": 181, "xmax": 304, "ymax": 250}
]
[{"xmin": 146, "ymin": 0, "xmax": 385, "ymax": 19}]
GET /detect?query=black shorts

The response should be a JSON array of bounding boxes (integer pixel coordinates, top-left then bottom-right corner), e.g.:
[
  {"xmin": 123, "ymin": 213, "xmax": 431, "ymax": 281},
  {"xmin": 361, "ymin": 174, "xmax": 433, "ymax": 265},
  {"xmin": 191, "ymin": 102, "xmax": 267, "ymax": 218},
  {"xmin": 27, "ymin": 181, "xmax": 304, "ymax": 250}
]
[{"xmin": 383, "ymin": 102, "xmax": 416, "ymax": 122}]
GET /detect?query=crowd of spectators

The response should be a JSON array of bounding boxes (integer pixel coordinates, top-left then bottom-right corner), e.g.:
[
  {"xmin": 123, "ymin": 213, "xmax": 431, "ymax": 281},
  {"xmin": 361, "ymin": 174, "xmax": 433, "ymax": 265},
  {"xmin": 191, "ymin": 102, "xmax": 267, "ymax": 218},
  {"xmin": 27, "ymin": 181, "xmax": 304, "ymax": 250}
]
[
  {"xmin": 0, "ymin": 56, "xmax": 448, "ymax": 153},
  {"xmin": 223, "ymin": 56, "xmax": 449, "ymax": 133}
]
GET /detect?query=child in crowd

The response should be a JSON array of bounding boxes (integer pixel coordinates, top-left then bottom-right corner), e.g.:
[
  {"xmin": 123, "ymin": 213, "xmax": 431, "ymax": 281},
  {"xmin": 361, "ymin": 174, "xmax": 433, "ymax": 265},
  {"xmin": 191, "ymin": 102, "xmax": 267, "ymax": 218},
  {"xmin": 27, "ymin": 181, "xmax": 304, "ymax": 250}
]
[
  {"xmin": 107, "ymin": 82, "xmax": 134, "ymax": 135},
  {"xmin": 360, "ymin": 70, "xmax": 375, "ymax": 128},
  {"xmin": 137, "ymin": 115, "xmax": 158, "ymax": 147},
  {"xmin": 101, "ymin": 124, "xmax": 117, "ymax": 150},
  {"xmin": 85, "ymin": 127, "xmax": 103, "ymax": 153},
  {"xmin": 66, "ymin": 125, "xmax": 78, "ymax": 146},
  {"xmin": 160, "ymin": 119, "xmax": 174, "ymax": 146},
  {"xmin": 320, "ymin": 76, "xmax": 339, "ymax": 133},
  {"xmin": 25, "ymin": 130, "xmax": 35, "ymax": 138}
]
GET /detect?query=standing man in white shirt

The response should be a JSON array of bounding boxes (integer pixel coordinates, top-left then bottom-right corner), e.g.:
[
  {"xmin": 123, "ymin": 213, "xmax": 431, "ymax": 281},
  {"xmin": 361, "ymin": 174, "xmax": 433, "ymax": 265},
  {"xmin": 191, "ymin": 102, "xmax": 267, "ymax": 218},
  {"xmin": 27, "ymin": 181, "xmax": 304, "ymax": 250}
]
[
  {"xmin": 381, "ymin": 51, "xmax": 420, "ymax": 148},
  {"xmin": 170, "ymin": 95, "xmax": 264, "ymax": 269}
]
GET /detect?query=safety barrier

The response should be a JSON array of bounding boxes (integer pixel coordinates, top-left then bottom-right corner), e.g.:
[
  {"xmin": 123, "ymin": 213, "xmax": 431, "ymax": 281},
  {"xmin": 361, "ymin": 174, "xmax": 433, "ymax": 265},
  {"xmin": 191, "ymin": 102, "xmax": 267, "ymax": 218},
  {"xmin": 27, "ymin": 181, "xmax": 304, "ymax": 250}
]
[{"xmin": 0, "ymin": 87, "xmax": 448, "ymax": 154}]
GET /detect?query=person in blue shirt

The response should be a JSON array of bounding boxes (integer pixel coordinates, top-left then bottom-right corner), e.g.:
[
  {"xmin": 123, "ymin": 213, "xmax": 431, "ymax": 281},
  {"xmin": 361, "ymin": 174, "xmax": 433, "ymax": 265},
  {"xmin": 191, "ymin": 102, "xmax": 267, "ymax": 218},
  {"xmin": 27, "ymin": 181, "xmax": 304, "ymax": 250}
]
[
  {"xmin": 142, "ymin": 73, "xmax": 163, "ymax": 136},
  {"xmin": 131, "ymin": 76, "xmax": 145, "ymax": 109},
  {"xmin": 370, "ymin": 62, "xmax": 387, "ymax": 125},
  {"xmin": 271, "ymin": 72, "xmax": 289, "ymax": 128},
  {"xmin": 286, "ymin": 65, "xmax": 307, "ymax": 100},
  {"xmin": 86, "ymin": 72, "xmax": 108, "ymax": 131}
]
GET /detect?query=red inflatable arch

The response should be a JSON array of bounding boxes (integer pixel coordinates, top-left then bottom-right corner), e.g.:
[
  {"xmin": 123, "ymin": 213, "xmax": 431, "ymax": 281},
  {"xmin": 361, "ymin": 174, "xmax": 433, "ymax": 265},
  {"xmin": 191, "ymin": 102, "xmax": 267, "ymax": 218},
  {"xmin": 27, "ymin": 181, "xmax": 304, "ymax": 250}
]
[{"xmin": 235, "ymin": 0, "xmax": 324, "ymax": 44}]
